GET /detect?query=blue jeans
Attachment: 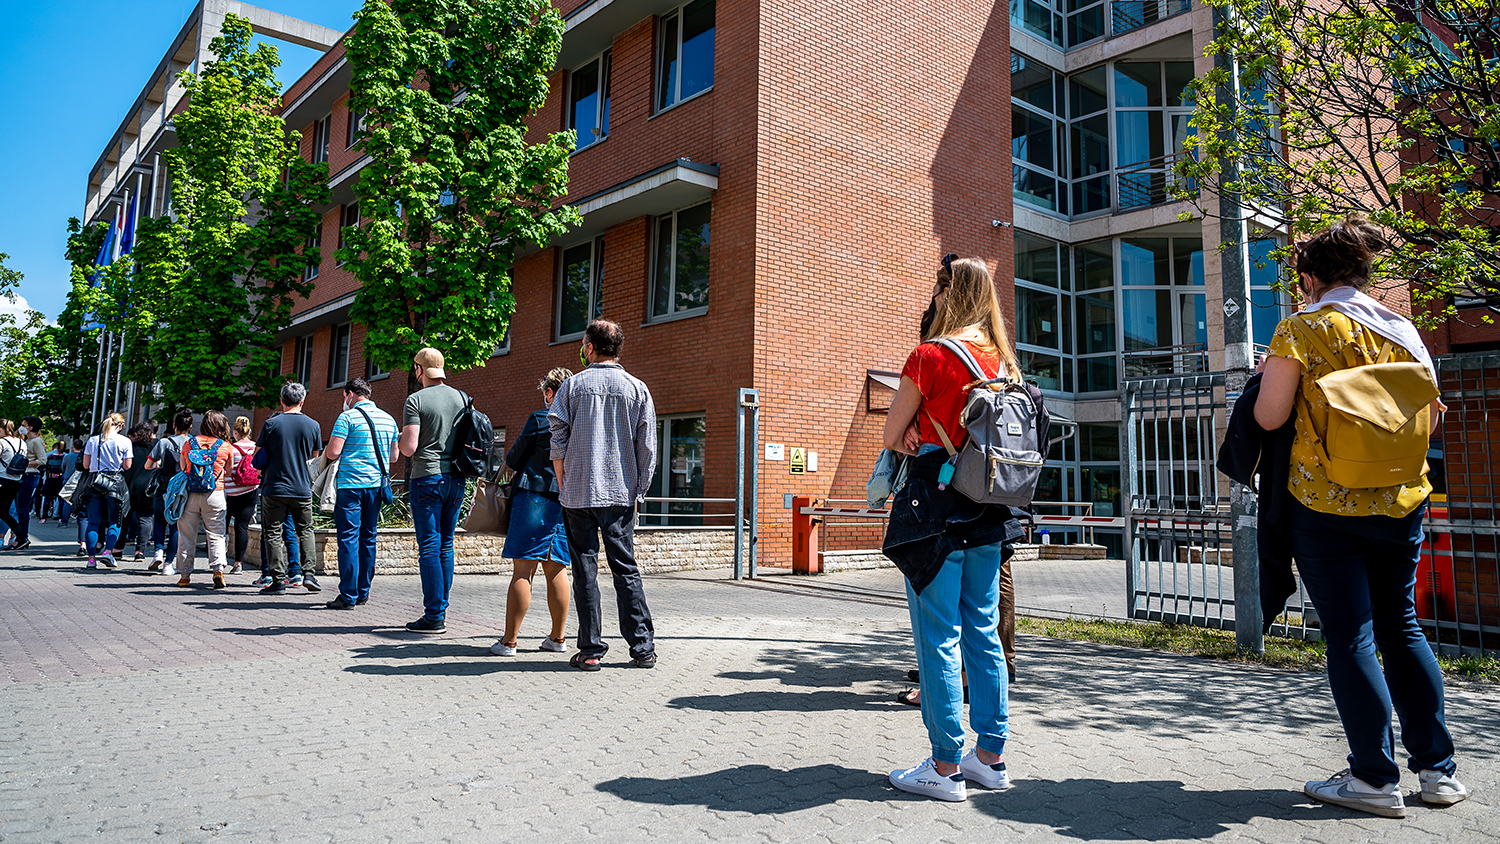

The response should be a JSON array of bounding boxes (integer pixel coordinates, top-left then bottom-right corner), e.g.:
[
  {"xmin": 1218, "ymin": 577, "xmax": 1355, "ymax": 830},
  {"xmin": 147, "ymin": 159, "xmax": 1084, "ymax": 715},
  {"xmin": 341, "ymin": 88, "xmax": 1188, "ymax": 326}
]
[
  {"xmin": 1289, "ymin": 501, "xmax": 1457, "ymax": 787},
  {"xmin": 15, "ymin": 474, "xmax": 39, "ymax": 540},
  {"xmin": 904, "ymin": 540, "xmax": 1010, "ymax": 764},
  {"xmin": 335, "ymin": 487, "xmax": 380, "ymax": 604},
  {"xmin": 85, "ymin": 495, "xmax": 121, "ymax": 557},
  {"xmin": 412, "ymin": 473, "xmax": 463, "ymax": 621},
  {"xmin": 153, "ymin": 493, "xmax": 178, "ymax": 562}
]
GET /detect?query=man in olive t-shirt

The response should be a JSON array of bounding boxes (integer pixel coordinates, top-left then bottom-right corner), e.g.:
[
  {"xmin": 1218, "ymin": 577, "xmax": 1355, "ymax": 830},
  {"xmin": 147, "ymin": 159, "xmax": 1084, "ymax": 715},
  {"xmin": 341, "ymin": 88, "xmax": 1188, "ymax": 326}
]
[{"xmin": 399, "ymin": 347, "xmax": 468, "ymax": 633}]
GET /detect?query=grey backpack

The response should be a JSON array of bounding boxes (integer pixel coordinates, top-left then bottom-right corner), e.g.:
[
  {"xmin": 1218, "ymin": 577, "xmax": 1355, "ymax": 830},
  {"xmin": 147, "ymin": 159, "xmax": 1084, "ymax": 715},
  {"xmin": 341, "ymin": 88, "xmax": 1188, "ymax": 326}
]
[{"xmin": 924, "ymin": 338, "xmax": 1046, "ymax": 508}]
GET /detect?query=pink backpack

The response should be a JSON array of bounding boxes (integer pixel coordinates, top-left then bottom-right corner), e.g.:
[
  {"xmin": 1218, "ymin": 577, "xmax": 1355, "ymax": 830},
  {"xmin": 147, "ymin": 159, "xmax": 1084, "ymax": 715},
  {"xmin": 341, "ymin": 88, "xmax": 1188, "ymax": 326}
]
[{"xmin": 230, "ymin": 443, "xmax": 260, "ymax": 487}]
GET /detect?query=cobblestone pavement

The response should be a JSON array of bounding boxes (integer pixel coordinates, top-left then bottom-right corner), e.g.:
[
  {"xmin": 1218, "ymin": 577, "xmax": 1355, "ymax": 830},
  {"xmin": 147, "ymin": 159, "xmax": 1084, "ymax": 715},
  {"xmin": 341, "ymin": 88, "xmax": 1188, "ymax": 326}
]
[{"xmin": 1, "ymin": 521, "xmax": 1496, "ymax": 843}]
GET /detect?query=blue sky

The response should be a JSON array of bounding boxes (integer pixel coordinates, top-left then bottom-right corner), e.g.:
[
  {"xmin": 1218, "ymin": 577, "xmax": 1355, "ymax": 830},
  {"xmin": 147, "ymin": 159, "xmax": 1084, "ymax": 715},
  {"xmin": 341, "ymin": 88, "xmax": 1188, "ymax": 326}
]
[{"xmin": 0, "ymin": 0, "xmax": 363, "ymax": 322}]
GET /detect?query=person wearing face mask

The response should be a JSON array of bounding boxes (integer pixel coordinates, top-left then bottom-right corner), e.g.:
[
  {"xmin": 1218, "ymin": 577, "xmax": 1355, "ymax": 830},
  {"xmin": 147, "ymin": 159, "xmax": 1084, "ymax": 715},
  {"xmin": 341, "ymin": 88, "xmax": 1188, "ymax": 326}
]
[
  {"xmin": 322, "ymin": 378, "xmax": 399, "ymax": 610},
  {"xmin": 4, "ymin": 417, "xmax": 48, "ymax": 550}
]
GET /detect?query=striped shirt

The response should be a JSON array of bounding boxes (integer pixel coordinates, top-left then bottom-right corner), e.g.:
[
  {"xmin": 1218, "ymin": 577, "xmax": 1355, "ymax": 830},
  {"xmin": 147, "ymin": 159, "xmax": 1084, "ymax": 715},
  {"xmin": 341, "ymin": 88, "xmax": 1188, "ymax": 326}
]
[
  {"xmin": 548, "ymin": 362, "xmax": 657, "ymax": 509},
  {"xmin": 330, "ymin": 401, "xmax": 398, "ymax": 490},
  {"xmin": 223, "ymin": 439, "xmax": 258, "ymax": 497}
]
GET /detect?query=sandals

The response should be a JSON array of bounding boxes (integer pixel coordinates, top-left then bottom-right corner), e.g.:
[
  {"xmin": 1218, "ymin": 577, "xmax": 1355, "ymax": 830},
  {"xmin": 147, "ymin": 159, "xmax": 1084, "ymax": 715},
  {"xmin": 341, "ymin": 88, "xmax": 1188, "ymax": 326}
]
[
  {"xmin": 896, "ymin": 688, "xmax": 920, "ymax": 707},
  {"xmin": 569, "ymin": 652, "xmax": 602, "ymax": 672}
]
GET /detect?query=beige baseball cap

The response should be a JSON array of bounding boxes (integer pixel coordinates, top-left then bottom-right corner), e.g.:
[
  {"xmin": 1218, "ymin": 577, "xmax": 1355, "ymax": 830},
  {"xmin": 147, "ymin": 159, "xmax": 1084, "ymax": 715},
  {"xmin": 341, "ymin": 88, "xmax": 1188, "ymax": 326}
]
[{"xmin": 414, "ymin": 347, "xmax": 446, "ymax": 380}]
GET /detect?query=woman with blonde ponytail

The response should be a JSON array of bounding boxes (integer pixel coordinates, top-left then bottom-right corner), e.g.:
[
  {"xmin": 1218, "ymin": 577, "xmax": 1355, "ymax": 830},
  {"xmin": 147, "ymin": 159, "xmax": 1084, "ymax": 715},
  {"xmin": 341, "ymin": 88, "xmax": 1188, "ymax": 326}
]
[
  {"xmin": 81, "ymin": 412, "xmax": 133, "ymax": 569},
  {"xmin": 879, "ymin": 255, "xmax": 1039, "ymax": 802}
]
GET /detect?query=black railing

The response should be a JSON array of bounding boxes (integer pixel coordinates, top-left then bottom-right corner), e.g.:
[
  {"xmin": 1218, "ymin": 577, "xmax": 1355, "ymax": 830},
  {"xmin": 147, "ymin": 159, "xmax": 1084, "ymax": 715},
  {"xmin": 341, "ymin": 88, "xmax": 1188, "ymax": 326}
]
[
  {"xmin": 1111, "ymin": 0, "xmax": 1191, "ymax": 35},
  {"xmin": 1116, "ymin": 151, "xmax": 1195, "ymax": 209}
]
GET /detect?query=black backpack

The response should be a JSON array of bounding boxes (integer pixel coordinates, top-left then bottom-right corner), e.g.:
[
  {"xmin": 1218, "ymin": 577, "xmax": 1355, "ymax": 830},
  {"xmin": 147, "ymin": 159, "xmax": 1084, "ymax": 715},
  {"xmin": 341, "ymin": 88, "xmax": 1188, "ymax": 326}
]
[
  {"xmin": 46, "ymin": 452, "xmax": 65, "ymax": 478},
  {"xmin": 450, "ymin": 394, "xmax": 494, "ymax": 478}
]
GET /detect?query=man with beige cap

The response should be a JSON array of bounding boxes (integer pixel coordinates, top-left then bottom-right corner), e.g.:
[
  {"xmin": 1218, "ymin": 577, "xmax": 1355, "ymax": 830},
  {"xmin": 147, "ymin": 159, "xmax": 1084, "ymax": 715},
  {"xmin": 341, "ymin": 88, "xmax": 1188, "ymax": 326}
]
[{"xmin": 398, "ymin": 347, "xmax": 469, "ymax": 633}]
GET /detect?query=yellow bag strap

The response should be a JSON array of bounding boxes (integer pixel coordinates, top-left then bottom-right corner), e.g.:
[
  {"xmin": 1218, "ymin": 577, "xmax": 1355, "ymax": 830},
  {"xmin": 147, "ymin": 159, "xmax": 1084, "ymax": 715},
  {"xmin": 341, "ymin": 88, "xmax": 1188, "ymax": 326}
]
[
  {"xmin": 924, "ymin": 411, "xmax": 959, "ymax": 457},
  {"xmin": 1298, "ymin": 320, "xmax": 1396, "ymax": 371}
]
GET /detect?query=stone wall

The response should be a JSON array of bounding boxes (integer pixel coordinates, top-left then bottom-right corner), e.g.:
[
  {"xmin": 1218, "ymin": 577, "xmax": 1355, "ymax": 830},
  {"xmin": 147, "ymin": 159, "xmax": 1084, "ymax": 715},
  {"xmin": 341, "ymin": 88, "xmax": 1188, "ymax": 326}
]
[{"xmin": 246, "ymin": 526, "xmax": 737, "ymax": 576}]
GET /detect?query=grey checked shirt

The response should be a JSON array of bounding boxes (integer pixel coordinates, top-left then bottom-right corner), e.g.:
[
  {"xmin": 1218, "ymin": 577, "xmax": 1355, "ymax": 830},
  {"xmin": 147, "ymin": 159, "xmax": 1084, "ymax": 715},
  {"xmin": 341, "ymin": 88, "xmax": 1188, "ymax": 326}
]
[{"xmin": 548, "ymin": 362, "xmax": 657, "ymax": 509}]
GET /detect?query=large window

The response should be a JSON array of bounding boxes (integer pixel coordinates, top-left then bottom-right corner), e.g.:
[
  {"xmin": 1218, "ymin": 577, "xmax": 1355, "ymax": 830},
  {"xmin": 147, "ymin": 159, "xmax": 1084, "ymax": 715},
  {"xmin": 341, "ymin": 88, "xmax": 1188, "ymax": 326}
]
[
  {"xmin": 1069, "ymin": 67, "xmax": 1111, "ymax": 214},
  {"xmin": 1248, "ymin": 239, "xmax": 1290, "ymax": 347},
  {"xmin": 1012, "ymin": 54, "xmax": 1066, "ymax": 214},
  {"xmin": 1015, "ymin": 233, "xmax": 1072, "ymax": 392},
  {"xmin": 1011, "ymin": 0, "xmax": 1063, "ymax": 46},
  {"xmin": 1074, "ymin": 240, "xmax": 1117, "ymax": 391},
  {"xmin": 1114, "ymin": 61, "xmax": 1197, "ymax": 208},
  {"xmin": 657, "ymin": 0, "xmax": 715, "ymax": 111},
  {"xmin": 651, "ymin": 202, "xmax": 710, "ymax": 320},
  {"xmin": 570, "ymin": 51, "xmax": 611, "ymax": 152},
  {"xmin": 557, "ymin": 238, "xmax": 605, "ymax": 339},
  {"xmin": 292, "ymin": 335, "xmax": 314, "ymax": 387},
  {"xmin": 643, "ymin": 414, "xmax": 706, "ymax": 526},
  {"xmin": 328, "ymin": 323, "xmax": 351, "ymax": 389}
]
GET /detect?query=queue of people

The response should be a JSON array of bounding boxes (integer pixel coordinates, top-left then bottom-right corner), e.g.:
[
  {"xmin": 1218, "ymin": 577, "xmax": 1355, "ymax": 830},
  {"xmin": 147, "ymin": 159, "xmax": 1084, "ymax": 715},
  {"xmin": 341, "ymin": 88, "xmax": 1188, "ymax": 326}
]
[{"xmin": 8, "ymin": 229, "xmax": 1469, "ymax": 814}]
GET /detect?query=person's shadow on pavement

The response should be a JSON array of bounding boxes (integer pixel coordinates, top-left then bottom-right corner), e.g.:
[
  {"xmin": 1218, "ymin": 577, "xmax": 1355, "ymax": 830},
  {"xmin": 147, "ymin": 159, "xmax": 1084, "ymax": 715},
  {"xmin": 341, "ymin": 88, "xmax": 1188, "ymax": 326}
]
[{"xmin": 596, "ymin": 766, "xmax": 1324, "ymax": 838}]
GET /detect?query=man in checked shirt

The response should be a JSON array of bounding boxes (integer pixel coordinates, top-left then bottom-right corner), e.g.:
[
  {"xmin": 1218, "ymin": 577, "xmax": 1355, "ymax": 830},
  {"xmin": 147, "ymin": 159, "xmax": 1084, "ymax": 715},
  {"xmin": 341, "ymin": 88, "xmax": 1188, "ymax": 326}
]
[{"xmin": 549, "ymin": 319, "xmax": 658, "ymax": 672}]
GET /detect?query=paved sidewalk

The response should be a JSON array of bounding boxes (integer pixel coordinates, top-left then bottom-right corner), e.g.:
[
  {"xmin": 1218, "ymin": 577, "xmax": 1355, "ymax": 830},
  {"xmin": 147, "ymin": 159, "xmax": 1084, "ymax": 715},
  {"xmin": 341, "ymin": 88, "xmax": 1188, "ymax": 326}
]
[{"xmin": 0, "ymin": 521, "xmax": 1496, "ymax": 843}]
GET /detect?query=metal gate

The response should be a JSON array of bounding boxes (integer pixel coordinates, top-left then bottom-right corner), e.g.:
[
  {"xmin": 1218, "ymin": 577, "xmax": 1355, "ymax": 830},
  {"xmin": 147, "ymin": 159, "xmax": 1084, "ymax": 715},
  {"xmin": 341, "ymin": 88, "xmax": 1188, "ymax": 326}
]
[{"xmin": 1124, "ymin": 372, "xmax": 1237, "ymax": 627}]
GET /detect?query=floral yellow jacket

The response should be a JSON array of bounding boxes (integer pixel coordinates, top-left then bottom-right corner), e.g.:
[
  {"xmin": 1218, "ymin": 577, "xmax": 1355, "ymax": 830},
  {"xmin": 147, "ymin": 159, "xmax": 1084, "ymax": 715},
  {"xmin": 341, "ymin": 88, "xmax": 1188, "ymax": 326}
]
[{"xmin": 1267, "ymin": 310, "xmax": 1431, "ymax": 518}]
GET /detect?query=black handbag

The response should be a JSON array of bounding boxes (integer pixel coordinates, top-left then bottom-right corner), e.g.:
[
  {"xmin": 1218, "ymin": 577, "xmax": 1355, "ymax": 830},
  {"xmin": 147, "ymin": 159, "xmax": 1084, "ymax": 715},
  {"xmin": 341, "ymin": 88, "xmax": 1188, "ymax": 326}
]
[
  {"xmin": 355, "ymin": 406, "xmax": 395, "ymax": 507},
  {"xmin": 89, "ymin": 470, "xmax": 126, "ymax": 500}
]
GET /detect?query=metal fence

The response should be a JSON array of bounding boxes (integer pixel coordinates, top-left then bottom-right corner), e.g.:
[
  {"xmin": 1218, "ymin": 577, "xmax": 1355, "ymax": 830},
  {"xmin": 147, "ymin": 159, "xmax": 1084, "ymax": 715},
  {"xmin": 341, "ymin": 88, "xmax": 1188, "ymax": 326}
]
[
  {"xmin": 1124, "ymin": 371, "xmax": 1236, "ymax": 627},
  {"xmin": 1424, "ymin": 352, "xmax": 1500, "ymax": 656}
]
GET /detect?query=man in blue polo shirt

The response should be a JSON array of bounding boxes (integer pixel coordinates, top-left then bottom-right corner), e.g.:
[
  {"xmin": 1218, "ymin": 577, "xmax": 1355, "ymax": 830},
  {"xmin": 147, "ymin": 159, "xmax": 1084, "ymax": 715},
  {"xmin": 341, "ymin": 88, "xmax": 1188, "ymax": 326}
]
[{"xmin": 322, "ymin": 377, "xmax": 399, "ymax": 610}]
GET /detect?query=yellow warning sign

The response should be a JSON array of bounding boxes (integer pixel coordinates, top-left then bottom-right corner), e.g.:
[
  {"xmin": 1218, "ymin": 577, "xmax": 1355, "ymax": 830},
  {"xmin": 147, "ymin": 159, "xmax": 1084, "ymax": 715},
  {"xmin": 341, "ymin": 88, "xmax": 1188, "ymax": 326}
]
[{"xmin": 789, "ymin": 447, "xmax": 806, "ymax": 475}]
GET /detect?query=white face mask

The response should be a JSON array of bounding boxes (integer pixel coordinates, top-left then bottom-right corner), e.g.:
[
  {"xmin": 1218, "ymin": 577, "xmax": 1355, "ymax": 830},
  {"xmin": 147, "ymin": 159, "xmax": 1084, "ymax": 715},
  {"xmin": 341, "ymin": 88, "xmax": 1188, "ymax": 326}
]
[{"xmin": 18, "ymin": 427, "xmax": 27, "ymax": 436}]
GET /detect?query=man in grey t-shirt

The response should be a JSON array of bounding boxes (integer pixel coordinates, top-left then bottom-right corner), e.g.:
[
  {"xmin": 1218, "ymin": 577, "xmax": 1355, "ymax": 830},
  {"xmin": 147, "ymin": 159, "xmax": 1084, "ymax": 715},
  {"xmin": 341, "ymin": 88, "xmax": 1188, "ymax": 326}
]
[
  {"xmin": 549, "ymin": 320, "xmax": 658, "ymax": 671},
  {"xmin": 399, "ymin": 347, "xmax": 468, "ymax": 633}
]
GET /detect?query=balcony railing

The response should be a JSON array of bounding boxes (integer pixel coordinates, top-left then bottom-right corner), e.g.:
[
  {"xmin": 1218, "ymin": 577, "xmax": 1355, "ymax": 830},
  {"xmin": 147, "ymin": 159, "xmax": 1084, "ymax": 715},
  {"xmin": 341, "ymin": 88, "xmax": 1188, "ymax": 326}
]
[
  {"xmin": 1111, "ymin": 0, "xmax": 1192, "ymax": 36},
  {"xmin": 1115, "ymin": 151, "xmax": 1196, "ymax": 209},
  {"xmin": 1123, "ymin": 343, "xmax": 1209, "ymax": 379}
]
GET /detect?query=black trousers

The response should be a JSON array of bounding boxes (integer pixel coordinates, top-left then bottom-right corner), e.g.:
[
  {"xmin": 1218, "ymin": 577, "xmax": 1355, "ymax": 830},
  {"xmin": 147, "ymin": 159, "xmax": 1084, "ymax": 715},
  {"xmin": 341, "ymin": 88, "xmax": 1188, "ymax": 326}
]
[
  {"xmin": 225, "ymin": 491, "xmax": 258, "ymax": 563},
  {"xmin": 562, "ymin": 506, "xmax": 655, "ymax": 659}
]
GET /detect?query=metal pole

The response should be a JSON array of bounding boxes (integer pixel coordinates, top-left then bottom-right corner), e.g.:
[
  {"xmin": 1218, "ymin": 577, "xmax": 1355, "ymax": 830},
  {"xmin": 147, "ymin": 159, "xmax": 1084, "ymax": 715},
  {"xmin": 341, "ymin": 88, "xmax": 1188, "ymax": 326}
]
[
  {"xmin": 112, "ymin": 336, "xmax": 127, "ymax": 414},
  {"xmin": 749, "ymin": 391, "xmax": 760, "ymax": 579},
  {"xmin": 734, "ymin": 388, "xmax": 748, "ymax": 580},
  {"xmin": 1215, "ymin": 0, "xmax": 1263, "ymax": 656},
  {"xmin": 89, "ymin": 330, "xmax": 107, "ymax": 434},
  {"xmin": 1124, "ymin": 380, "xmax": 1139, "ymax": 620}
]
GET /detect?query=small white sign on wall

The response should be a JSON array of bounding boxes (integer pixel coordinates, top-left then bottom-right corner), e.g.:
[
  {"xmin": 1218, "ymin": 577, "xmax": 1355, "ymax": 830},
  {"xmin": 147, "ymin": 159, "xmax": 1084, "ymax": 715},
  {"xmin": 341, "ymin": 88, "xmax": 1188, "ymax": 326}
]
[
  {"xmin": 765, "ymin": 443, "xmax": 785, "ymax": 461},
  {"xmin": 808, "ymin": 452, "xmax": 818, "ymax": 472}
]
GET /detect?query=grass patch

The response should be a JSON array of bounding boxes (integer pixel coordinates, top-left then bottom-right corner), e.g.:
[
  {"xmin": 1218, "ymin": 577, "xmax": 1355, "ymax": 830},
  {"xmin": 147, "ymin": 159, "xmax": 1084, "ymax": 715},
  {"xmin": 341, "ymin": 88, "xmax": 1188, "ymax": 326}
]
[{"xmin": 1016, "ymin": 615, "xmax": 1499, "ymax": 683}]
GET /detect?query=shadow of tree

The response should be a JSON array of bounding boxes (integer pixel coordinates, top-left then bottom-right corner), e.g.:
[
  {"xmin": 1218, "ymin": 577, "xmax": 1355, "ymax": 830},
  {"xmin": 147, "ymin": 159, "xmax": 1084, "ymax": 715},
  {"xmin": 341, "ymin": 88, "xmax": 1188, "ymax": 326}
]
[{"xmin": 595, "ymin": 766, "xmax": 1319, "ymax": 837}]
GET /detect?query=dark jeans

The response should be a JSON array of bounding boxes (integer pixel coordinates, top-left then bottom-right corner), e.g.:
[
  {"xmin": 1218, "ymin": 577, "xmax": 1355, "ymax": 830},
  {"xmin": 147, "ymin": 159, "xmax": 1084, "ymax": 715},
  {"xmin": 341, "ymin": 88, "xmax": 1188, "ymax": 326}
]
[
  {"xmin": 412, "ymin": 473, "xmax": 463, "ymax": 621},
  {"xmin": 562, "ymin": 505, "xmax": 655, "ymax": 660},
  {"xmin": 335, "ymin": 487, "xmax": 381, "ymax": 604},
  {"xmin": 1289, "ymin": 500, "xmax": 1457, "ymax": 787},
  {"xmin": 258, "ymin": 513, "xmax": 301, "ymax": 575},
  {"xmin": 152, "ymin": 493, "xmax": 179, "ymax": 562},
  {"xmin": 14, "ymin": 474, "xmax": 39, "ymax": 540},
  {"xmin": 224, "ymin": 491, "xmax": 258, "ymax": 564},
  {"xmin": 262, "ymin": 496, "xmax": 314, "ymax": 581},
  {"xmin": 113, "ymin": 508, "xmax": 151, "ymax": 555},
  {"xmin": 0, "ymin": 479, "xmax": 21, "ymax": 542}
]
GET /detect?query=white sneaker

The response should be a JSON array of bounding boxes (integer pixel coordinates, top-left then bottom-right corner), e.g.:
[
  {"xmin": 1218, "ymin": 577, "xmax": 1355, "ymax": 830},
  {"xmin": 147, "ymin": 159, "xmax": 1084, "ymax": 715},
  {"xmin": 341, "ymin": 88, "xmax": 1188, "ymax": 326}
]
[
  {"xmin": 1304, "ymin": 769, "xmax": 1405, "ymax": 818},
  {"xmin": 163, "ymin": 566, "xmax": 176, "ymax": 577},
  {"xmin": 959, "ymin": 749, "xmax": 1012, "ymax": 790},
  {"xmin": 490, "ymin": 640, "xmax": 517, "ymax": 656},
  {"xmin": 539, "ymin": 637, "xmax": 566, "ymax": 652},
  {"xmin": 1418, "ymin": 769, "xmax": 1470, "ymax": 805},
  {"xmin": 889, "ymin": 758, "xmax": 967, "ymax": 802},
  {"xmin": 152, "ymin": 549, "xmax": 164, "ymax": 563}
]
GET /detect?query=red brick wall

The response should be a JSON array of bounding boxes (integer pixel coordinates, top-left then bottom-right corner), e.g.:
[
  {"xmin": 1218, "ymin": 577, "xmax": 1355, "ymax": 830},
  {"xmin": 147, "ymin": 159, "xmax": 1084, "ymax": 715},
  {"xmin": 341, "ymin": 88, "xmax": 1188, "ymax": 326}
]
[{"xmin": 748, "ymin": 0, "xmax": 1012, "ymax": 562}]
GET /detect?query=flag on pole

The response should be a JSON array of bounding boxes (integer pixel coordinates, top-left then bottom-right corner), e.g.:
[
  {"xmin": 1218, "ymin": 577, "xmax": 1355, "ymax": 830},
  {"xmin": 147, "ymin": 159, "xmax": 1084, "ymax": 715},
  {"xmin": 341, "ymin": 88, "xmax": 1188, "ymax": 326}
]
[{"xmin": 82, "ymin": 205, "xmax": 122, "ymax": 330}]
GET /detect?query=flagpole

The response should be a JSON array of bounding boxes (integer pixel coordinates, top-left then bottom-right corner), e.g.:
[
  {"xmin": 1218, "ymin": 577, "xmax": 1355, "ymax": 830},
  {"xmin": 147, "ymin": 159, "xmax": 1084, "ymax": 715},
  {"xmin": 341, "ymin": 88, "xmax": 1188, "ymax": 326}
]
[{"xmin": 90, "ymin": 330, "xmax": 106, "ymax": 434}]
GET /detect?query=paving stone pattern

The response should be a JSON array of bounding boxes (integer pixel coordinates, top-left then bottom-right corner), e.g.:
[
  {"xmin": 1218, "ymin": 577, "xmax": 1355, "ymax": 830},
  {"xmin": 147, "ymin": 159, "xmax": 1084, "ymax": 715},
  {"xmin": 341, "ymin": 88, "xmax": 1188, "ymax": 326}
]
[{"xmin": 1, "ymin": 522, "xmax": 1496, "ymax": 843}]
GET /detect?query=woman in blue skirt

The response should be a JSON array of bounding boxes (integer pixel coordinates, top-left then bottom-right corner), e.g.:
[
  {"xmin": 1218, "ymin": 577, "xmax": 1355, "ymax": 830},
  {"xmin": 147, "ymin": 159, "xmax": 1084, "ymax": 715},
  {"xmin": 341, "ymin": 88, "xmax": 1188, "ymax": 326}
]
[{"xmin": 492, "ymin": 367, "xmax": 575, "ymax": 656}]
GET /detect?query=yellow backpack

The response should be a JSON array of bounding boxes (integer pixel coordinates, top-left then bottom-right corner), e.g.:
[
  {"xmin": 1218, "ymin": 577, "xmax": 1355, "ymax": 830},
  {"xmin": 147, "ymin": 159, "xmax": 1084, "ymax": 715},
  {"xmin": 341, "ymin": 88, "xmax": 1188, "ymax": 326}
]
[{"xmin": 1299, "ymin": 327, "xmax": 1439, "ymax": 489}]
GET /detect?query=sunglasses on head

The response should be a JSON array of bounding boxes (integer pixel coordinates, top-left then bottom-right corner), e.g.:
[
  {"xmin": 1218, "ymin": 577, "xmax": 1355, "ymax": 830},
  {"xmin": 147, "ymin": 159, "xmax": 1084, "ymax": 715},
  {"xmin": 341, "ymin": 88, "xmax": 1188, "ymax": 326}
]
[{"xmin": 941, "ymin": 253, "xmax": 958, "ymax": 274}]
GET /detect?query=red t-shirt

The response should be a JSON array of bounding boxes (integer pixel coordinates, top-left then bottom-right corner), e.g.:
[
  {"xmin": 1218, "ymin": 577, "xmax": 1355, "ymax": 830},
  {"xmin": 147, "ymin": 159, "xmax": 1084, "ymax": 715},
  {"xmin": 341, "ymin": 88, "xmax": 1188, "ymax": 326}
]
[{"xmin": 901, "ymin": 340, "xmax": 1001, "ymax": 450}]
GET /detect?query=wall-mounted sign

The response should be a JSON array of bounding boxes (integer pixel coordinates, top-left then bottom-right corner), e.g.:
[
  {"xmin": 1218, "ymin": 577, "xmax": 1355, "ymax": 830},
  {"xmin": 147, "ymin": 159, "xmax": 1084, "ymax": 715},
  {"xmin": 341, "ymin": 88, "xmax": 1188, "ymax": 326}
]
[
  {"xmin": 789, "ymin": 447, "xmax": 806, "ymax": 474},
  {"xmin": 765, "ymin": 443, "xmax": 785, "ymax": 461}
]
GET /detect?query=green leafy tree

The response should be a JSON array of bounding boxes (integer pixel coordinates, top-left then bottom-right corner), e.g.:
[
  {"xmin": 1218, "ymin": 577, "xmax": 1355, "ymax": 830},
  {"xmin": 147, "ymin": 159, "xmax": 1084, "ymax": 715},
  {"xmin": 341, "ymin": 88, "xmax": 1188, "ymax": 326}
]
[
  {"xmin": 37, "ymin": 219, "xmax": 113, "ymax": 436},
  {"xmin": 1179, "ymin": 0, "xmax": 1500, "ymax": 324},
  {"xmin": 0, "ymin": 252, "xmax": 47, "ymax": 421},
  {"xmin": 343, "ymin": 0, "xmax": 580, "ymax": 395},
  {"xmin": 124, "ymin": 13, "xmax": 328, "ymax": 411}
]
